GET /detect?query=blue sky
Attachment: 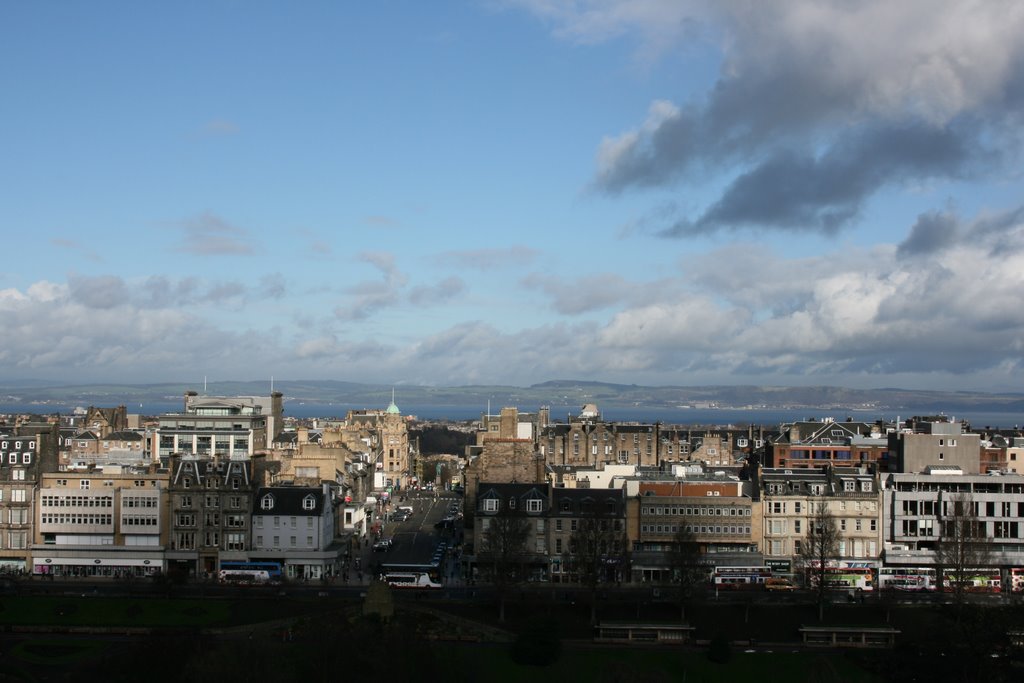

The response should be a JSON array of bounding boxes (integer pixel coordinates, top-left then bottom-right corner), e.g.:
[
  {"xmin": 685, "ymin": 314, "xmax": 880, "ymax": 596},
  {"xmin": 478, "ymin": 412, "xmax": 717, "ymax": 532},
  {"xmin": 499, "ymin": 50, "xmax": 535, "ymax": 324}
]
[{"xmin": 2, "ymin": 1, "xmax": 1024, "ymax": 391}]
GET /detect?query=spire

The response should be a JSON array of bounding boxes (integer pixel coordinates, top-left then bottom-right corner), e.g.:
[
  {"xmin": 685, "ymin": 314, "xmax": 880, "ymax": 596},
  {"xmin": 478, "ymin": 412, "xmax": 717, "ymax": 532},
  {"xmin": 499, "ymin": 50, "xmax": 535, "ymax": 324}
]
[{"xmin": 386, "ymin": 387, "xmax": 400, "ymax": 415}]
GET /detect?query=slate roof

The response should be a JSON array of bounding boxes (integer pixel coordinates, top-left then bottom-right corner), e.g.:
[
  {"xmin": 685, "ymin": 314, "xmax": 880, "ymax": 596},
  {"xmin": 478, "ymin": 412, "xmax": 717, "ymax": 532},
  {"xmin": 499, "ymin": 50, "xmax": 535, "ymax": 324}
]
[{"xmin": 254, "ymin": 486, "xmax": 327, "ymax": 515}]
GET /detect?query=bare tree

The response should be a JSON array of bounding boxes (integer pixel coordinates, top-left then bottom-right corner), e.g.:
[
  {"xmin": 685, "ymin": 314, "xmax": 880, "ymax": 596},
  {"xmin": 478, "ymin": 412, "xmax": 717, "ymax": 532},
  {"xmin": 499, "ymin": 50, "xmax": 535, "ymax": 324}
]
[
  {"xmin": 564, "ymin": 508, "xmax": 626, "ymax": 624},
  {"xmin": 936, "ymin": 491, "xmax": 992, "ymax": 610},
  {"xmin": 666, "ymin": 519, "xmax": 707, "ymax": 622},
  {"xmin": 798, "ymin": 499, "xmax": 841, "ymax": 620},
  {"xmin": 480, "ymin": 514, "xmax": 531, "ymax": 622}
]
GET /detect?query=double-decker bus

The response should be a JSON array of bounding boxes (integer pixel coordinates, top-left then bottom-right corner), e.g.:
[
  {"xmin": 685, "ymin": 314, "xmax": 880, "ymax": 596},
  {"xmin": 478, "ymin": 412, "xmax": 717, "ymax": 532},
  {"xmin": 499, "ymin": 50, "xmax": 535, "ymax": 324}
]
[
  {"xmin": 218, "ymin": 561, "xmax": 284, "ymax": 584},
  {"xmin": 1009, "ymin": 567, "xmax": 1024, "ymax": 593},
  {"xmin": 805, "ymin": 565, "xmax": 874, "ymax": 592},
  {"xmin": 942, "ymin": 569, "xmax": 1001, "ymax": 593},
  {"xmin": 711, "ymin": 566, "xmax": 771, "ymax": 589},
  {"xmin": 383, "ymin": 571, "xmax": 443, "ymax": 589},
  {"xmin": 878, "ymin": 567, "xmax": 937, "ymax": 591}
]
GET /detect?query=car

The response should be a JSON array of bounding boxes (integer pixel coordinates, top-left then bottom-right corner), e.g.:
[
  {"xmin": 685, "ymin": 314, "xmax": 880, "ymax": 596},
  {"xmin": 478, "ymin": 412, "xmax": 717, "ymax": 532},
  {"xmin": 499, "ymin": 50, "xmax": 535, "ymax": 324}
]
[
  {"xmin": 372, "ymin": 538, "xmax": 394, "ymax": 552},
  {"xmin": 765, "ymin": 578, "xmax": 795, "ymax": 592}
]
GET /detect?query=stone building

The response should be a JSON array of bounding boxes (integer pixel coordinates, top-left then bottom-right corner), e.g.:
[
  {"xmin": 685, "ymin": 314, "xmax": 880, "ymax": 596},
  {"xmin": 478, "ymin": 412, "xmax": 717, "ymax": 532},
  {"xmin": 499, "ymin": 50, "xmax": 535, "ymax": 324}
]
[
  {"xmin": 165, "ymin": 454, "xmax": 257, "ymax": 578},
  {"xmin": 758, "ymin": 467, "xmax": 882, "ymax": 577},
  {"xmin": 32, "ymin": 467, "xmax": 169, "ymax": 577},
  {"xmin": 0, "ymin": 422, "xmax": 60, "ymax": 573}
]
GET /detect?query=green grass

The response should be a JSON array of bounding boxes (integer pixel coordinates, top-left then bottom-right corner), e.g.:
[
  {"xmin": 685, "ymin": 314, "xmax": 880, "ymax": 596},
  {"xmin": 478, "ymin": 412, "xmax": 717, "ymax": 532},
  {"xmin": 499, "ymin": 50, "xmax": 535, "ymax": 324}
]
[
  {"xmin": 0, "ymin": 595, "xmax": 330, "ymax": 628},
  {"xmin": 436, "ymin": 643, "xmax": 880, "ymax": 683}
]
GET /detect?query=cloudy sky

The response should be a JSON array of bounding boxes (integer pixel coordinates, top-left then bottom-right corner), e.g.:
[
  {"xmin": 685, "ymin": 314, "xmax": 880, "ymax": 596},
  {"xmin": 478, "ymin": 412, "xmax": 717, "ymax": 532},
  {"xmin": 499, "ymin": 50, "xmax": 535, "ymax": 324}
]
[{"xmin": 2, "ymin": 1, "xmax": 1024, "ymax": 391}]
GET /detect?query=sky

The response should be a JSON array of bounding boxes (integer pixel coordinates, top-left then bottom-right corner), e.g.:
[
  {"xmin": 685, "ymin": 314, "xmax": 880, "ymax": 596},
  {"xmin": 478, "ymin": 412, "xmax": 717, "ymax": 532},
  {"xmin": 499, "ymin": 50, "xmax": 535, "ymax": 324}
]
[{"xmin": 2, "ymin": 1, "xmax": 1024, "ymax": 392}]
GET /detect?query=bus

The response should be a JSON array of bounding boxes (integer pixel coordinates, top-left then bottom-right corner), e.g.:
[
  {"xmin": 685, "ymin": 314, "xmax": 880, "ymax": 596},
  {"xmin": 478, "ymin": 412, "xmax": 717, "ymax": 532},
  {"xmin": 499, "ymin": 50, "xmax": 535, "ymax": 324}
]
[
  {"xmin": 878, "ymin": 567, "xmax": 937, "ymax": 592},
  {"xmin": 1009, "ymin": 567, "xmax": 1024, "ymax": 593},
  {"xmin": 806, "ymin": 565, "xmax": 872, "ymax": 593},
  {"xmin": 383, "ymin": 571, "xmax": 442, "ymax": 589},
  {"xmin": 711, "ymin": 566, "xmax": 771, "ymax": 589},
  {"xmin": 942, "ymin": 569, "xmax": 1001, "ymax": 593},
  {"xmin": 218, "ymin": 561, "xmax": 284, "ymax": 584}
]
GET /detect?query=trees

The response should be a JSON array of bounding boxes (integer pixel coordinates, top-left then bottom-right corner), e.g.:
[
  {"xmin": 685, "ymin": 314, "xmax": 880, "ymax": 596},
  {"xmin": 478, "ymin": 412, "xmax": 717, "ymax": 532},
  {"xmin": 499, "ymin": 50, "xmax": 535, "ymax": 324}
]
[
  {"xmin": 798, "ymin": 500, "xmax": 841, "ymax": 620},
  {"xmin": 666, "ymin": 520, "xmax": 707, "ymax": 621},
  {"xmin": 480, "ymin": 514, "xmax": 531, "ymax": 622},
  {"xmin": 936, "ymin": 491, "xmax": 991, "ymax": 609},
  {"xmin": 564, "ymin": 507, "xmax": 626, "ymax": 624}
]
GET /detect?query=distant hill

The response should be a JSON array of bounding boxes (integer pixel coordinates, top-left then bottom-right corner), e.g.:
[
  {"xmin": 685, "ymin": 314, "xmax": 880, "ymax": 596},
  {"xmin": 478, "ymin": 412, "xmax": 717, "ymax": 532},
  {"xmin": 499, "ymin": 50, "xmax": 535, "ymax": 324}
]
[{"xmin": 1, "ymin": 379, "xmax": 1024, "ymax": 415}]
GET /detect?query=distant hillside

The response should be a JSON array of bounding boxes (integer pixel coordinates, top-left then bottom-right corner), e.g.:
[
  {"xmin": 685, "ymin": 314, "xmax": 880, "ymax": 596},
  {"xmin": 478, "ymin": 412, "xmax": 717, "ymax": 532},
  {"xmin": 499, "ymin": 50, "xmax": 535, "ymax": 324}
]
[{"xmin": 2, "ymin": 379, "xmax": 1024, "ymax": 415}]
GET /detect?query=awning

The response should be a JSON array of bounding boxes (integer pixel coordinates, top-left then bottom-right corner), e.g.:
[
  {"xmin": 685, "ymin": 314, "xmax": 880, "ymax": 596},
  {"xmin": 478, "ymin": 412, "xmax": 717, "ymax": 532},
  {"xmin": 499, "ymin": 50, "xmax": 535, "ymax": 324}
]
[{"xmin": 34, "ymin": 557, "xmax": 160, "ymax": 567}]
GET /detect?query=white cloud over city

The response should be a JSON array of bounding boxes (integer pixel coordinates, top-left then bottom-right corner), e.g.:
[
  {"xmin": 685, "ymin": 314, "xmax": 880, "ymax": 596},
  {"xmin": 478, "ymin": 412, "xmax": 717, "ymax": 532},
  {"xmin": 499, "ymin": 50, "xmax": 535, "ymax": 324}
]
[{"xmin": 2, "ymin": 2, "xmax": 1022, "ymax": 392}]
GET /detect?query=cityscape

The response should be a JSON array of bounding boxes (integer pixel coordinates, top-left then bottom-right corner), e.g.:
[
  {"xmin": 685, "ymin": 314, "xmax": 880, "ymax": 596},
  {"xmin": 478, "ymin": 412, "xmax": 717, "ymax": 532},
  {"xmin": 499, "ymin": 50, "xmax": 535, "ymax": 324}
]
[
  {"xmin": 4, "ymin": 1, "xmax": 1024, "ymax": 680},
  {"xmin": 1, "ymin": 389, "xmax": 1024, "ymax": 680}
]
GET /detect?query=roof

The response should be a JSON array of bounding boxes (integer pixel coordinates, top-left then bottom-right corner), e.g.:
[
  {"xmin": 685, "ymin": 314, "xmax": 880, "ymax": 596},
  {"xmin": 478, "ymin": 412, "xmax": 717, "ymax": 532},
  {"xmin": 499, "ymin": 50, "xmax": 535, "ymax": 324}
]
[{"xmin": 254, "ymin": 486, "xmax": 327, "ymax": 515}]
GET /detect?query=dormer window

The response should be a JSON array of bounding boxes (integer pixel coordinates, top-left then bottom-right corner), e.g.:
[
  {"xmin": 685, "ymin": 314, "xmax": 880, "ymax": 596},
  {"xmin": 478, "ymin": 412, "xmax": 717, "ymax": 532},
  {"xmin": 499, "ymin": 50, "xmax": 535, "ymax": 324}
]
[
  {"xmin": 483, "ymin": 498, "xmax": 498, "ymax": 512},
  {"xmin": 302, "ymin": 494, "xmax": 317, "ymax": 511},
  {"xmin": 261, "ymin": 494, "xmax": 275, "ymax": 510},
  {"xmin": 560, "ymin": 499, "xmax": 571, "ymax": 513},
  {"xmin": 509, "ymin": 497, "xmax": 516, "ymax": 510},
  {"xmin": 527, "ymin": 498, "xmax": 542, "ymax": 513}
]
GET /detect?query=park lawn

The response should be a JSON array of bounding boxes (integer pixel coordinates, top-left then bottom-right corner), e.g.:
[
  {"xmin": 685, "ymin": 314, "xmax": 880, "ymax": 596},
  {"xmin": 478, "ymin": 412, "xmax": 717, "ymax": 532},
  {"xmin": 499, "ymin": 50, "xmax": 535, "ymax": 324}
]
[
  {"xmin": 0, "ymin": 596, "xmax": 232, "ymax": 627},
  {"xmin": 0, "ymin": 594, "xmax": 340, "ymax": 629},
  {"xmin": 437, "ymin": 643, "xmax": 880, "ymax": 683}
]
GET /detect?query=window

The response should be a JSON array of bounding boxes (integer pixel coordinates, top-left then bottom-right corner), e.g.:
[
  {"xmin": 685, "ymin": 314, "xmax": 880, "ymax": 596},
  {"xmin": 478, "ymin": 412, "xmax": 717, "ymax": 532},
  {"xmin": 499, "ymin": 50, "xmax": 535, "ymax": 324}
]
[
  {"xmin": 527, "ymin": 499, "xmax": 542, "ymax": 513},
  {"xmin": 227, "ymin": 533, "xmax": 245, "ymax": 550},
  {"xmin": 794, "ymin": 520, "xmax": 802, "ymax": 534},
  {"xmin": 794, "ymin": 502, "xmax": 802, "ymax": 514},
  {"xmin": 290, "ymin": 536, "xmax": 297, "ymax": 547},
  {"xmin": 555, "ymin": 538, "xmax": 562, "ymax": 553},
  {"xmin": 261, "ymin": 494, "xmax": 275, "ymax": 510},
  {"xmin": 870, "ymin": 519, "xmax": 877, "ymax": 532},
  {"xmin": 180, "ymin": 495, "xmax": 192, "ymax": 508},
  {"xmin": 508, "ymin": 497, "xmax": 516, "ymax": 510},
  {"xmin": 12, "ymin": 469, "xmax": 24, "ymax": 481},
  {"xmin": 302, "ymin": 494, "xmax": 317, "ymax": 511},
  {"xmin": 555, "ymin": 519, "xmax": 563, "ymax": 531},
  {"xmin": 483, "ymin": 498, "xmax": 498, "ymax": 512},
  {"xmin": 80, "ymin": 480, "xmax": 90, "ymax": 490},
  {"xmin": 11, "ymin": 490, "xmax": 26, "ymax": 503},
  {"xmin": 840, "ymin": 519, "xmax": 847, "ymax": 531},
  {"xmin": 860, "ymin": 481, "xmax": 872, "ymax": 492},
  {"xmin": 844, "ymin": 481, "xmax": 855, "ymax": 492}
]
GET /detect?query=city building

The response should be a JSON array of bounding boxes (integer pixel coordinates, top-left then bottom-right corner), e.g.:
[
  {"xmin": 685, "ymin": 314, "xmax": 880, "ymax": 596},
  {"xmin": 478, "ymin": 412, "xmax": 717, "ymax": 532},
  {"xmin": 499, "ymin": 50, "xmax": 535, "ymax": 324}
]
[
  {"xmin": 758, "ymin": 467, "xmax": 882, "ymax": 576},
  {"xmin": 0, "ymin": 422, "xmax": 60, "ymax": 573},
  {"xmin": 548, "ymin": 487, "xmax": 626, "ymax": 584},
  {"xmin": 156, "ymin": 392, "xmax": 281, "ymax": 461},
  {"xmin": 249, "ymin": 485, "xmax": 341, "ymax": 580},
  {"xmin": 883, "ymin": 469, "xmax": 1024, "ymax": 573},
  {"xmin": 888, "ymin": 419, "xmax": 981, "ymax": 474},
  {"xmin": 626, "ymin": 474, "xmax": 762, "ymax": 582},
  {"xmin": 767, "ymin": 418, "xmax": 888, "ymax": 470},
  {"xmin": 165, "ymin": 454, "xmax": 257, "ymax": 579},
  {"xmin": 31, "ymin": 468, "xmax": 169, "ymax": 577}
]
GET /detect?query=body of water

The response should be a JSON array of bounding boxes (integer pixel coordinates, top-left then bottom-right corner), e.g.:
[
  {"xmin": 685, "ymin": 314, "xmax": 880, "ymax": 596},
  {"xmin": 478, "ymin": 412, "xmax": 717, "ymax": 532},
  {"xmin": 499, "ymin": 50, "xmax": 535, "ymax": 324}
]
[{"xmin": 2, "ymin": 401, "xmax": 1021, "ymax": 429}]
